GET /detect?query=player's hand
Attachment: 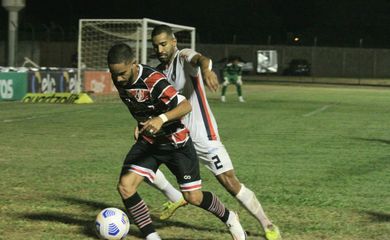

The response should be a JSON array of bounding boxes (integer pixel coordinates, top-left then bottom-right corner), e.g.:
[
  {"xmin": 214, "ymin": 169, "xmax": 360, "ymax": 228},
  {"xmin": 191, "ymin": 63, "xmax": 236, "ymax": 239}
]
[
  {"xmin": 139, "ymin": 117, "xmax": 164, "ymax": 136},
  {"xmin": 202, "ymin": 70, "xmax": 219, "ymax": 92},
  {"xmin": 134, "ymin": 126, "xmax": 139, "ymax": 140}
]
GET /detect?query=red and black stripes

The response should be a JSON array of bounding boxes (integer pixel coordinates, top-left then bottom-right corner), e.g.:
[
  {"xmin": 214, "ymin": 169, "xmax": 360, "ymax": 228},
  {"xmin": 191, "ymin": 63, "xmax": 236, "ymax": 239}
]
[
  {"xmin": 198, "ymin": 191, "xmax": 229, "ymax": 222},
  {"xmin": 122, "ymin": 193, "xmax": 155, "ymax": 236},
  {"xmin": 129, "ymin": 200, "xmax": 152, "ymax": 229}
]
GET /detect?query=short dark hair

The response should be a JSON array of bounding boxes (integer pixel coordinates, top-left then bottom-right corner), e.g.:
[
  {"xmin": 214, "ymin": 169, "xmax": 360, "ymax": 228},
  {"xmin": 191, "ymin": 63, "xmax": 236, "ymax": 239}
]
[
  {"xmin": 151, "ymin": 24, "xmax": 175, "ymax": 39},
  {"xmin": 107, "ymin": 43, "xmax": 135, "ymax": 64}
]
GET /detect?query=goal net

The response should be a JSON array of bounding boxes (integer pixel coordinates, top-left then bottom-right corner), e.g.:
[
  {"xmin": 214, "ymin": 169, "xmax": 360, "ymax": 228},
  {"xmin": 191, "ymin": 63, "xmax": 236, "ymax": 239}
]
[{"xmin": 78, "ymin": 18, "xmax": 195, "ymax": 101}]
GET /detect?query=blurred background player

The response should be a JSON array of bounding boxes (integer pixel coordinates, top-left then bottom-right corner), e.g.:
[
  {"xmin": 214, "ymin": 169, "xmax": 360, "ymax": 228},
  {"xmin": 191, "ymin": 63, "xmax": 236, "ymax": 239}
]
[
  {"xmin": 221, "ymin": 56, "xmax": 245, "ymax": 102},
  {"xmin": 108, "ymin": 43, "xmax": 247, "ymax": 240},
  {"xmin": 148, "ymin": 25, "xmax": 281, "ymax": 240}
]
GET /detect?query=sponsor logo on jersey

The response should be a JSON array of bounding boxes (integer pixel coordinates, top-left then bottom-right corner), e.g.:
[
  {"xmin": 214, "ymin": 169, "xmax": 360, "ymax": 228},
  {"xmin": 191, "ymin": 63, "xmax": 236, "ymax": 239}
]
[{"xmin": 128, "ymin": 89, "xmax": 150, "ymax": 102}]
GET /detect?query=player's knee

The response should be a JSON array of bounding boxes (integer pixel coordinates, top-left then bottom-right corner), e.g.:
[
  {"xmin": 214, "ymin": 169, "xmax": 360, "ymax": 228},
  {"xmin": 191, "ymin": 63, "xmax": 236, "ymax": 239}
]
[
  {"xmin": 117, "ymin": 179, "xmax": 136, "ymax": 199},
  {"xmin": 217, "ymin": 171, "xmax": 241, "ymax": 195},
  {"xmin": 182, "ymin": 191, "xmax": 202, "ymax": 206}
]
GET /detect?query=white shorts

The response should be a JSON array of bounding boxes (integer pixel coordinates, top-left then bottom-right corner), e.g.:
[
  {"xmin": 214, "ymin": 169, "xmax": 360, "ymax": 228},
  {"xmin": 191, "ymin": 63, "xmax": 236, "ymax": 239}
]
[{"xmin": 192, "ymin": 139, "xmax": 234, "ymax": 176}]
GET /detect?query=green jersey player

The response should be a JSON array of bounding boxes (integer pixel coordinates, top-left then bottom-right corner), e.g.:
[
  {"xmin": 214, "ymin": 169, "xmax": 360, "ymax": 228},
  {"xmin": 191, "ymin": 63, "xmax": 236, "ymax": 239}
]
[{"xmin": 221, "ymin": 56, "xmax": 245, "ymax": 102}]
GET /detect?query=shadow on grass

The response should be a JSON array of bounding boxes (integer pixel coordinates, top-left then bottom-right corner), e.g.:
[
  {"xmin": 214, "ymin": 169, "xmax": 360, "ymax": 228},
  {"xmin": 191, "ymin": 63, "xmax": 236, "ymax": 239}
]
[
  {"xmin": 364, "ymin": 210, "xmax": 390, "ymax": 222},
  {"xmin": 22, "ymin": 212, "xmax": 107, "ymax": 238},
  {"xmin": 352, "ymin": 137, "xmax": 390, "ymax": 145},
  {"xmin": 60, "ymin": 196, "xmax": 239, "ymax": 233},
  {"xmin": 22, "ymin": 195, "xmax": 249, "ymax": 239}
]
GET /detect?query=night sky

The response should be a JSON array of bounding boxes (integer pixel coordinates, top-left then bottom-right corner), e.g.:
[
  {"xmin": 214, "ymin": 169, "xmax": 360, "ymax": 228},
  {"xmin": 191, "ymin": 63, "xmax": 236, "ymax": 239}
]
[{"xmin": 1, "ymin": 0, "xmax": 390, "ymax": 48}]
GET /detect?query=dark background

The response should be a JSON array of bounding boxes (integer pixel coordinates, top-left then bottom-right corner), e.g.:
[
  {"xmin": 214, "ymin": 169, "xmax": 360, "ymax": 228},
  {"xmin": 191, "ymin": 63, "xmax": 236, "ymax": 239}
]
[{"xmin": 1, "ymin": 0, "xmax": 390, "ymax": 48}]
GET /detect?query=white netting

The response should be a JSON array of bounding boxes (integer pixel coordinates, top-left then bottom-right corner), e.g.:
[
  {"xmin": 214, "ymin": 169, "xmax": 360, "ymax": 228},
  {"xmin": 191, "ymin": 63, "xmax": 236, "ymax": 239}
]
[{"xmin": 78, "ymin": 18, "xmax": 195, "ymax": 102}]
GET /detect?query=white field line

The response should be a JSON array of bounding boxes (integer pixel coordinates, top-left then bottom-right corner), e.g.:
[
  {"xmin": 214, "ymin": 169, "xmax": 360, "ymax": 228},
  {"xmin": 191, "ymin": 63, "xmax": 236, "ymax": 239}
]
[
  {"xmin": 2, "ymin": 109, "xmax": 91, "ymax": 123},
  {"xmin": 303, "ymin": 105, "xmax": 332, "ymax": 117},
  {"xmin": 2, "ymin": 115, "xmax": 47, "ymax": 122}
]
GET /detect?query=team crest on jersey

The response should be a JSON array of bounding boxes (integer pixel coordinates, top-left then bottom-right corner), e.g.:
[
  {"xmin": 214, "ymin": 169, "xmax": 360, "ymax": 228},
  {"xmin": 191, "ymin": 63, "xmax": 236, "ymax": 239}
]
[{"xmin": 127, "ymin": 89, "xmax": 150, "ymax": 102}]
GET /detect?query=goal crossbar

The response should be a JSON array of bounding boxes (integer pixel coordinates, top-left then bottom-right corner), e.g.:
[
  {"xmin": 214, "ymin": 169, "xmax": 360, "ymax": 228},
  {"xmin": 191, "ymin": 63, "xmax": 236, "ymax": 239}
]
[{"xmin": 77, "ymin": 18, "xmax": 196, "ymax": 84}]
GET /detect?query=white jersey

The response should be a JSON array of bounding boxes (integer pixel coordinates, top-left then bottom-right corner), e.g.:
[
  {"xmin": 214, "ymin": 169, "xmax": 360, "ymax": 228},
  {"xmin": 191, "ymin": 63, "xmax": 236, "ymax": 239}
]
[
  {"xmin": 157, "ymin": 49, "xmax": 220, "ymax": 147},
  {"xmin": 157, "ymin": 49, "xmax": 234, "ymax": 175}
]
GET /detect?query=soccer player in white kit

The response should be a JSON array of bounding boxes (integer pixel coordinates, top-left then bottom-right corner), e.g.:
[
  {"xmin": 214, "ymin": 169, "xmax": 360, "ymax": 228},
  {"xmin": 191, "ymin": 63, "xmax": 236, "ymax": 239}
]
[{"xmin": 148, "ymin": 25, "xmax": 282, "ymax": 240}]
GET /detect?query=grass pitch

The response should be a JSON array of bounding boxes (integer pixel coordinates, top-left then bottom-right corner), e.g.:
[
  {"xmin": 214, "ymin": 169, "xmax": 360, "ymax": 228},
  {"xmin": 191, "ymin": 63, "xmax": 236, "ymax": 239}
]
[{"xmin": 0, "ymin": 83, "xmax": 389, "ymax": 239}]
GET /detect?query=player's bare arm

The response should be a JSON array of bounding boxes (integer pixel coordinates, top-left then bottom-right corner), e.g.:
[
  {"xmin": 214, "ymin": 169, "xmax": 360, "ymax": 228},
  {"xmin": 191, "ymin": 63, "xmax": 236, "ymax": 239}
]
[
  {"xmin": 140, "ymin": 99, "xmax": 192, "ymax": 134},
  {"xmin": 190, "ymin": 54, "xmax": 219, "ymax": 92},
  {"xmin": 134, "ymin": 126, "xmax": 139, "ymax": 140}
]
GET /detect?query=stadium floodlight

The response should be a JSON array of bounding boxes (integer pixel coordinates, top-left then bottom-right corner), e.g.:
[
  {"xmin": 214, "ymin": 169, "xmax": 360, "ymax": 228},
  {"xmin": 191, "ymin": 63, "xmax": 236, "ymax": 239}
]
[{"xmin": 77, "ymin": 18, "xmax": 196, "ymax": 84}]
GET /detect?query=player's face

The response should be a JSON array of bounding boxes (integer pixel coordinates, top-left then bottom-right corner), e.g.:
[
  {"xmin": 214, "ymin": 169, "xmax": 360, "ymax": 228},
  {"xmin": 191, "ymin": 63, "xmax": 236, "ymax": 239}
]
[
  {"xmin": 152, "ymin": 32, "xmax": 177, "ymax": 64},
  {"xmin": 109, "ymin": 60, "xmax": 136, "ymax": 86}
]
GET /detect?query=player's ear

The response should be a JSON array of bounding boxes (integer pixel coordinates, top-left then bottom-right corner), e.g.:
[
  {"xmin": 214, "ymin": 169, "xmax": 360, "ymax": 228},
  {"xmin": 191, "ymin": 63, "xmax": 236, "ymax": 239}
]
[
  {"xmin": 126, "ymin": 59, "xmax": 137, "ymax": 65},
  {"xmin": 172, "ymin": 37, "xmax": 177, "ymax": 47}
]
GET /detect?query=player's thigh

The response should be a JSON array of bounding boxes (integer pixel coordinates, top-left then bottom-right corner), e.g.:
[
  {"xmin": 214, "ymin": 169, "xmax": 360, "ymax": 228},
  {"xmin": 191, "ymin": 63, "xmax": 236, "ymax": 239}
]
[
  {"xmin": 195, "ymin": 140, "xmax": 234, "ymax": 175},
  {"xmin": 121, "ymin": 140, "xmax": 159, "ymax": 183},
  {"xmin": 165, "ymin": 139, "xmax": 202, "ymax": 192}
]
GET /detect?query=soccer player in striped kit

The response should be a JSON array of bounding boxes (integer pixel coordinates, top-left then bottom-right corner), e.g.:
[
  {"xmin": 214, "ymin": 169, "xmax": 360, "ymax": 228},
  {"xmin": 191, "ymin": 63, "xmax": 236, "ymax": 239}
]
[
  {"xmin": 149, "ymin": 25, "xmax": 282, "ymax": 240},
  {"xmin": 108, "ymin": 43, "xmax": 246, "ymax": 240}
]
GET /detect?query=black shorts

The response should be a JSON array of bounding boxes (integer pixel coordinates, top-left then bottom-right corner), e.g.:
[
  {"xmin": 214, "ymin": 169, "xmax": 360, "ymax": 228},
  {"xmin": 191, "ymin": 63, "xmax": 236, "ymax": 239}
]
[{"xmin": 121, "ymin": 138, "xmax": 202, "ymax": 192}]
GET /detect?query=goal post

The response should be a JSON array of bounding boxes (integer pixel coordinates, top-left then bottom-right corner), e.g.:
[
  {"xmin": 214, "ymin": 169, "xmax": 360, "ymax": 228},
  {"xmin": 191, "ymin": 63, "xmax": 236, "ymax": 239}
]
[{"xmin": 77, "ymin": 18, "xmax": 195, "ymax": 99}]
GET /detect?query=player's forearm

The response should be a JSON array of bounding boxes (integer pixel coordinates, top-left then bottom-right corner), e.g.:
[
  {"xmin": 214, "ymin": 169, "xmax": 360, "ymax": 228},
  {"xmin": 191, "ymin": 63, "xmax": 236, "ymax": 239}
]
[
  {"xmin": 198, "ymin": 55, "xmax": 212, "ymax": 74},
  {"xmin": 191, "ymin": 54, "xmax": 212, "ymax": 74}
]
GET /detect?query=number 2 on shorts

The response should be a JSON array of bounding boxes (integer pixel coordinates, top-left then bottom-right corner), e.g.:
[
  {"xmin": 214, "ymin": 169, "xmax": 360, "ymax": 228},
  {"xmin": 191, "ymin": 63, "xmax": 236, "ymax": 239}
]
[{"xmin": 212, "ymin": 155, "xmax": 223, "ymax": 169}]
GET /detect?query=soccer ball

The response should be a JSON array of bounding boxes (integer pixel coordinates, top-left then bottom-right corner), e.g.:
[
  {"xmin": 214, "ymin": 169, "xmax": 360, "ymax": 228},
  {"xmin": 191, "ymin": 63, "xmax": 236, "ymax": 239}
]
[{"xmin": 95, "ymin": 207, "xmax": 130, "ymax": 240}]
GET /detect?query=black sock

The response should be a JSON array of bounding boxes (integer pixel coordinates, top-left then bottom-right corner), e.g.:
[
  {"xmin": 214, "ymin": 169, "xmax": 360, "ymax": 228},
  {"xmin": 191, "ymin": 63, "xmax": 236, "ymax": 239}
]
[
  {"xmin": 198, "ymin": 191, "xmax": 230, "ymax": 223},
  {"xmin": 122, "ymin": 192, "xmax": 155, "ymax": 237}
]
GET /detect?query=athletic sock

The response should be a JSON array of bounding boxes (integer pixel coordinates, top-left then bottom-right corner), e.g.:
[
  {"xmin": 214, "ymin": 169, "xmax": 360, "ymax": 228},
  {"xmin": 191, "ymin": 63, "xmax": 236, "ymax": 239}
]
[
  {"xmin": 236, "ymin": 84, "xmax": 242, "ymax": 96},
  {"xmin": 123, "ymin": 192, "xmax": 155, "ymax": 237},
  {"xmin": 151, "ymin": 169, "xmax": 183, "ymax": 202},
  {"xmin": 222, "ymin": 85, "xmax": 228, "ymax": 96},
  {"xmin": 236, "ymin": 184, "xmax": 272, "ymax": 229},
  {"xmin": 198, "ymin": 191, "xmax": 229, "ymax": 223}
]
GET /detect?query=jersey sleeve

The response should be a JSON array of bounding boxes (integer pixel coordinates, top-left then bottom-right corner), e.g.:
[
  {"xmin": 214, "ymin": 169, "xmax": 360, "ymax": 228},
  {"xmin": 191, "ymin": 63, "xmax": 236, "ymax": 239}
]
[
  {"xmin": 178, "ymin": 49, "xmax": 200, "ymax": 77},
  {"xmin": 179, "ymin": 48, "xmax": 199, "ymax": 63}
]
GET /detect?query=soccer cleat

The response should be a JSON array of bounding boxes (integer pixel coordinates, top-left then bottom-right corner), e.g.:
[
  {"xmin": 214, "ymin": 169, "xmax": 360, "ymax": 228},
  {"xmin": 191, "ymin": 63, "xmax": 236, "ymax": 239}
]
[
  {"xmin": 159, "ymin": 197, "xmax": 187, "ymax": 220},
  {"xmin": 226, "ymin": 211, "xmax": 247, "ymax": 240},
  {"xmin": 145, "ymin": 232, "xmax": 161, "ymax": 240},
  {"xmin": 221, "ymin": 96, "xmax": 226, "ymax": 102},
  {"xmin": 265, "ymin": 225, "xmax": 282, "ymax": 240},
  {"xmin": 238, "ymin": 96, "xmax": 245, "ymax": 102}
]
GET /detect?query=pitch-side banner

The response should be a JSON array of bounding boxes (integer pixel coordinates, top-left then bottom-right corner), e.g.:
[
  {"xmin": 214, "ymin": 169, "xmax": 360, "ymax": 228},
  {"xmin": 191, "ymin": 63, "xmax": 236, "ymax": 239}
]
[
  {"xmin": 27, "ymin": 69, "xmax": 80, "ymax": 93},
  {"xmin": 0, "ymin": 72, "xmax": 27, "ymax": 100},
  {"xmin": 83, "ymin": 71, "xmax": 117, "ymax": 94},
  {"xmin": 21, "ymin": 93, "xmax": 93, "ymax": 104}
]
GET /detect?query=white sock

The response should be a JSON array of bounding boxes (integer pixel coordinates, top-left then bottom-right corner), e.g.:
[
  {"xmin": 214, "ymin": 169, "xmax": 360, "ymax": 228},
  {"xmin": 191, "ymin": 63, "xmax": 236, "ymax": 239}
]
[
  {"xmin": 236, "ymin": 184, "xmax": 272, "ymax": 229},
  {"xmin": 151, "ymin": 169, "xmax": 183, "ymax": 202},
  {"xmin": 145, "ymin": 232, "xmax": 161, "ymax": 240}
]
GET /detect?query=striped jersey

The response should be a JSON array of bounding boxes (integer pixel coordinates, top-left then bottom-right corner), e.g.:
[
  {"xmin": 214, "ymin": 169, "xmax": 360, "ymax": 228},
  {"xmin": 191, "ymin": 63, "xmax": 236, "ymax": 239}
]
[
  {"xmin": 156, "ymin": 49, "xmax": 220, "ymax": 146},
  {"xmin": 113, "ymin": 64, "xmax": 189, "ymax": 146}
]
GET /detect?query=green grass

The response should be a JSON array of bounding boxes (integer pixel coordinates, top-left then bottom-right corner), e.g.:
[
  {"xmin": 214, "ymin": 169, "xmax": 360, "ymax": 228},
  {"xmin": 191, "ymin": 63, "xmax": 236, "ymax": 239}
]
[{"xmin": 1, "ymin": 83, "xmax": 389, "ymax": 239}]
